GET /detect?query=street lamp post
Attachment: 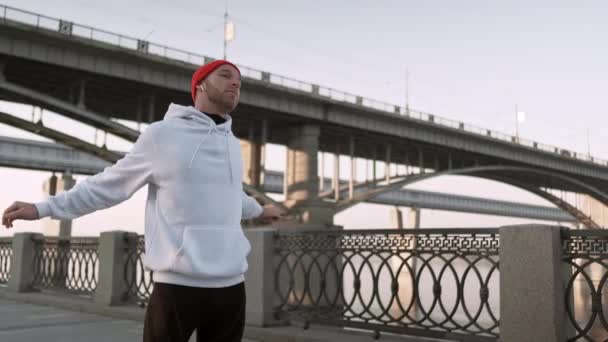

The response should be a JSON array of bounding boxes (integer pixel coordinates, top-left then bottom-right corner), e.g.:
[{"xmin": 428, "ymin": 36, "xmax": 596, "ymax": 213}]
[
  {"xmin": 223, "ymin": 1, "xmax": 235, "ymax": 59},
  {"xmin": 515, "ymin": 104, "xmax": 526, "ymax": 141}
]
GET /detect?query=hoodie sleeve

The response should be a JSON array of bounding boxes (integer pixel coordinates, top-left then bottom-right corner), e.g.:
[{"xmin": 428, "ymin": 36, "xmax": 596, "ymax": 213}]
[
  {"xmin": 34, "ymin": 125, "xmax": 158, "ymax": 220},
  {"xmin": 241, "ymin": 191, "xmax": 263, "ymax": 219}
]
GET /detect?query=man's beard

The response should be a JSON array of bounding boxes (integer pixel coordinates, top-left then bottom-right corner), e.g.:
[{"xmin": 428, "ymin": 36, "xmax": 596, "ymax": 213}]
[{"xmin": 206, "ymin": 83, "xmax": 237, "ymax": 113}]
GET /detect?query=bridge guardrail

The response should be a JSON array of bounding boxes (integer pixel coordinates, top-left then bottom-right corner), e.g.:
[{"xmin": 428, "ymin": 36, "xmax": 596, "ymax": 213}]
[
  {"xmin": 124, "ymin": 235, "xmax": 153, "ymax": 306},
  {"xmin": 274, "ymin": 228, "xmax": 500, "ymax": 341},
  {"xmin": 3, "ymin": 227, "xmax": 597, "ymax": 340},
  {"xmin": 31, "ymin": 236, "xmax": 98, "ymax": 294},
  {"xmin": 0, "ymin": 237, "xmax": 11, "ymax": 284},
  {"xmin": 562, "ymin": 229, "xmax": 608, "ymax": 341},
  {"xmin": 1, "ymin": 4, "xmax": 606, "ymax": 168}
]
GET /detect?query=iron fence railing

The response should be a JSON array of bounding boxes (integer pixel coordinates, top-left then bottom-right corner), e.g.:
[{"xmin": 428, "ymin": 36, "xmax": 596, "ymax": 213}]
[
  {"xmin": 32, "ymin": 236, "xmax": 98, "ymax": 294},
  {"xmin": 563, "ymin": 229, "xmax": 608, "ymax": 341},
  {"xmin": 0, "ymin": 237, "xmax": 12, "ymax": 284},
  {"xmin": 124, "ymin": 235, "xmax": 153, "ymax": 305},
  {"xmin": 274, "ymin": 228, "xmax": 500, "ymax": 341},
  {"xmin": 1, "ymin": 3, "xmax": 606, "ymax": 168}
]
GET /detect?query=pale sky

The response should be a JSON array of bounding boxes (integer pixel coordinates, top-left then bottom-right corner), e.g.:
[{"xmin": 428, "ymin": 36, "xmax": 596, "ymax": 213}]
[{"xmin": 3, "ymin": 0, "xmax": 603, "ymax": 236}]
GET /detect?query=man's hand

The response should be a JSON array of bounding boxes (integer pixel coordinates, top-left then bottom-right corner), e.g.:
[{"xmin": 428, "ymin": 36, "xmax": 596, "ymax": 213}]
[
  {"xmin": 2, "ymin": 201, "xmax": 39, "ymax": 229},
  {"xmin": 258, "ymin": 204, "xmax": 286, "ymax": 224}
]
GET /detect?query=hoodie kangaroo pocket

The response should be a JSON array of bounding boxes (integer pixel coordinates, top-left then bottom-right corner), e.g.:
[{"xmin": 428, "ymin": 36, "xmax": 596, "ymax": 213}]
[{"xmin": 171, "ymin": 225, "xmax": 251, "ymax": 278}]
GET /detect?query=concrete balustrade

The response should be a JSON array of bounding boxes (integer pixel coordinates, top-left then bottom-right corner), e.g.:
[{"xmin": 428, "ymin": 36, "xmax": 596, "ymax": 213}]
[
  {"xmin": 7, "ymin": 232, "xmax": 42, "ymax": 292},
  {"xmin": 3, "ymin": 225, "xmax": 597, "ymax": 340},
  {"xmin": 94, "ymin": 231, "xmax": 138, "ymax": 306}
]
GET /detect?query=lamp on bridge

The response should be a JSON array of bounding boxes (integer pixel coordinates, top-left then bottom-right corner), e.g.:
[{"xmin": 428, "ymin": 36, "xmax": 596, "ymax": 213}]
[
  {"xmin": 223, "ymin": 7, "xmax": 235, "ymax": 59},
  {"xmin": 515, "ymin": 105, "xmax": 526, "ymax": 141}
]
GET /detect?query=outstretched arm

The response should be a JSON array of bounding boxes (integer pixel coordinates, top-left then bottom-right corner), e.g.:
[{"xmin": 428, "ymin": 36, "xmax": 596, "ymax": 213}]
[
  {"xmin": 2, "ymin": 125, "xmax": 158, "ymax": 228},
  {"xmin": 241, "ymin": 191, "xmax": 263, "ymax": 220},
  {"xmin": 241, "ymin": 191, "xmax": 286, "ymax": 223}
]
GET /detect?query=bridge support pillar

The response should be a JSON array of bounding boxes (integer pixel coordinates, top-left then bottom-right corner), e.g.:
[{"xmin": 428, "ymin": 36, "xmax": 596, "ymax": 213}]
[
  {"xmin": 284, "ymin": 124, "xmax": 333, "ymax": 226},
  {"xmin": 0, "ymin": 57, "xmax": 5, "ymax": 81},
  {"xmin": 241, "ymin": 119, "xmax": 267, "ymax": 188},
  {"xmin": 77, "ymin": 79, "xmax": 86, "ymax": 109},
  {"xmin": 390, "ymin": 207, "xmax": 421, "ymax": 321},
  {"xmin": 240, "ymin": 138, "xmax": 261, "ymax": 187},
  {"xmin": 42, "ymin": 172, "xmax": 76, "ymax": 237},
  {"xmin": 389, "ymin": 206, "xmax": 420, "ymax": 229},
  {"xmin": 390, "ymin": 206, "xmax": 403, "ymax": 229},
  {"xmin": 40, "ymin": 172, "xmax": 76, "ymax": 290},
  {"xmin": 406, "ymin": 207, "xmax": 420, "ymax": 229}
]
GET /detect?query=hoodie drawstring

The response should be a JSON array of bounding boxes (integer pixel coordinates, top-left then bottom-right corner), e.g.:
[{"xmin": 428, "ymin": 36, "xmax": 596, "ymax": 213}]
[
  {"xmin": 226, "ymin": 133, "xmax": 234, "ymax": 184},
  {"xmin": 183, "ymin": 110, "xmax": 234, "ymax": 182},
  {"xmin": 188, "ymin": 124, "xmax": 215, "ymax": 168}
]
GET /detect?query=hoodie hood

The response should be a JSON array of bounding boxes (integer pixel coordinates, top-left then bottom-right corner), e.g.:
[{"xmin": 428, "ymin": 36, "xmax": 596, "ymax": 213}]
[
  {"xmin": 164, "ymin": 103, "xmax": 232, "ymax": 132},
  {"xmin": 163, "ymin": 103, "xmax": 234, "ymax": 171}
]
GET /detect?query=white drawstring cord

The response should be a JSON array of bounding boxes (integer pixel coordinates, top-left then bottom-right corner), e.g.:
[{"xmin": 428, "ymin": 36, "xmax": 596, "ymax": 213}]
[{"xmin": 188, "ymin": 124, "xmax": 215, "ymax": 168}]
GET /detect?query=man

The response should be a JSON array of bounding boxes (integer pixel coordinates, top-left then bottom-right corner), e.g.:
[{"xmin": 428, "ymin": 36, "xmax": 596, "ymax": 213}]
[{"xmin": 2, "ymin": 59, "xmax": 285, "ymax": 342}]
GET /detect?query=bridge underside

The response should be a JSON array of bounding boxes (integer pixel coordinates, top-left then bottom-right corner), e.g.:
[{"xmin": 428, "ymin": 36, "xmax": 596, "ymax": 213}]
[
  {"xmin": 1, "ymin": 53, "xmax": 606, "ymax": 195},
  {"xmin": 326, "ymin": 166, "xmax": 604, "ymax": 228},
  {"xmin": 1, "ymin": 18, "xmax": 607, "ymax": 227},
  {"xmin": 0, "ymin": 79, "xmax": 602, "ymax": 227}
]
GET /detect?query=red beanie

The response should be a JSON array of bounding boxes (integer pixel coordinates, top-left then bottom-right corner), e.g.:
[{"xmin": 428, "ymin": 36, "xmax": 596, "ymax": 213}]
[{"xmin": 191, "ymin": 60, "xmax": 240, "ymax": 102}]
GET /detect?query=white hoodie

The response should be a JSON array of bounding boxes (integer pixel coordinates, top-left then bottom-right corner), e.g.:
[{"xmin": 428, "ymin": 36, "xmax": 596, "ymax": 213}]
[{"xmin": 35, "ymin": 104, "xmax": 263, "ymax": 288}]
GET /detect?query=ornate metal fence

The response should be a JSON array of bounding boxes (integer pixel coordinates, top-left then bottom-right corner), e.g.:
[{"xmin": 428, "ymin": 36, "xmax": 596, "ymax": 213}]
[
  {"xmin": 124, "ymin": 235, "xmax": 153, "ymax": 305},
  {"xmin": 32, "ymin": 236, "xmax": 99, "ymax": 294},
  {"xmin": 0, "ymin": 237, "xmax": 12, "ymax": 284},
  {"xmin": 274, "ymin": 228, "xmax": 500, "ymax": 341},
  {"xmin": 563, "ymin": 229, "xmax": 608, "ymax": 341}
]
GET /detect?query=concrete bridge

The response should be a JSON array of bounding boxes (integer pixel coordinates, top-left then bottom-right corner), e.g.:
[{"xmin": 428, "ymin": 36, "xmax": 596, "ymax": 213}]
[{"xmin": 0, "ymin": 4, "xmax": 606, "ymax": 228}]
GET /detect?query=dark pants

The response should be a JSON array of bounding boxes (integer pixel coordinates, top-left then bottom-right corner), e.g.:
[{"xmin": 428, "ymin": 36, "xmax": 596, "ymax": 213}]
[{"xmin": 143, "ymin": 282, "xmax": 246, "ymax": 342}]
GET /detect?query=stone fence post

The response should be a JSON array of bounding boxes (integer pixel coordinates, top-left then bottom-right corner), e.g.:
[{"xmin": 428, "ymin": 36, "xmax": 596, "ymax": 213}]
[
  {"xmin": 7, "ymin": 232, "xmax": 43, "ymax": 292},
  {"xmin": 499, "ymin": 225, "xmax": 568, "ymax": 342},
  {"xmin": 94, "ymin": 230, "xmax": 138, "ymax": 305},
  {"xmin": 244, "ymin": 227, "xmax": 283, "ymax": 326}
]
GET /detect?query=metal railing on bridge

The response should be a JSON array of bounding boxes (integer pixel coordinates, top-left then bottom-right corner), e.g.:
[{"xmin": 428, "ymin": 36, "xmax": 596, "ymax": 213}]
[
  {"xmin": 7, "ymin": 228, "xmax": 608, "ymax": 340},
  {"xmin": 31, "ymin": 236, "xmax": 98, "ymax": 294},
  {"xmin": 124, "ymin": 235, "xmax": 153, "ymax": 306},
  {"xmin": 0, "ymin": 237, "xmax": 11, "ymax": 284},
  {"xmin": 274, "ymin": 228, "xmax": 500, "ymax": 341},
  {"xmin": 563, "ymin": 229, "xmax": 608, "ymax": 341},
  {"xmin": 1, "ymin": 229, "xmax": 502, "ymax": 341},
  {"xmin": 1, "ymin": 4, "xmax": 607, "ymax": 168}
]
